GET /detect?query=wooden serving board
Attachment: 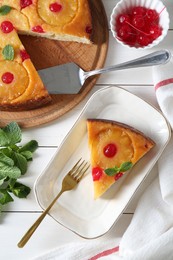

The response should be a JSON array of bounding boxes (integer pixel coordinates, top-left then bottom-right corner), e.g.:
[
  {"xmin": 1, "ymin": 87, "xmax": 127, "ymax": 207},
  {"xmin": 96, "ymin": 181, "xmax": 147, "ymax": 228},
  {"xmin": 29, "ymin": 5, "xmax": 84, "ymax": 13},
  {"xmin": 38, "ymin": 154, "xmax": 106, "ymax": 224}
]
[{"xmin": 0, "ymin": 0, "xmax": 109, "ymax": 128}]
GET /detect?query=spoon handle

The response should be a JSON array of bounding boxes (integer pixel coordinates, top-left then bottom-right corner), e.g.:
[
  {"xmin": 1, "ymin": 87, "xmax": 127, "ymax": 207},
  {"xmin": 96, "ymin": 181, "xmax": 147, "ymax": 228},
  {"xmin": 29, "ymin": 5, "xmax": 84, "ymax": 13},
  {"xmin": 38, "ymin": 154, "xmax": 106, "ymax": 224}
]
[{"xmin": 82, "ymin": 50, "xmax": 171, "ymax": 81}]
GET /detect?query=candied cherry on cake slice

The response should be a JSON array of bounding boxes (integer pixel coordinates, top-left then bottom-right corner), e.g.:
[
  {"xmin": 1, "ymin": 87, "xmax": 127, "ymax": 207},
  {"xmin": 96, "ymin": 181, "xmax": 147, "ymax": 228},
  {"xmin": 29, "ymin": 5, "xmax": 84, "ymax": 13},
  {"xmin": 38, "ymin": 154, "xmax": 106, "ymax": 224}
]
[
  {"xmin": 1, "ymin": 21, "xmax": 14, "ymax": 33},
  {"xmin": 20, "ymin": 0, "xmax": 32, "ymax": 9},
  {"xmin": 114, "ymin": 172, "xmax": 123, "ymax": 181},
  {"xmin": 32, "ymin": 25, "xmax": 45, "ymax": 33},
  {"xmin": 20, "ymin": 49, "xmax": 30, "ymax": 62},
  {"xmin": 103, "ymin": 143, "xmax": 117, "ymax": 158},
  {"xmin": 1, "ymin": 72, "xmax": 14, "ymax": 84},
  {"xmin": 49, "ymin": 2, "xmax": 62, "ymax": 12},
  {"xmin": 92, "ymin": 167, "xmax": 103, "ymax": 181}
]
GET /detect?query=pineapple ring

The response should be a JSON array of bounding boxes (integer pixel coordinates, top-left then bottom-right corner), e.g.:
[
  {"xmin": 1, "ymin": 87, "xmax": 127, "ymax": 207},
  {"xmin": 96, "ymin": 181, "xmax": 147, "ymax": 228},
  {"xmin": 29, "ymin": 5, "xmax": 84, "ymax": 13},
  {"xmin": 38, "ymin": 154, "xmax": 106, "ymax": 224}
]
[
  {"xmin": 92, "ymin": 128, "xmax": 134, "ymax": 169},
  {"xmin": 0, "ymin": 9, "xmax": 29, "ymax": 31},
  {"xmin": 0, "ymin": 60, "xmax": 29, "ymax": 102},
  {"xmin": 37, "ymin": 0, "xmax": 78, "ymax": 26}
]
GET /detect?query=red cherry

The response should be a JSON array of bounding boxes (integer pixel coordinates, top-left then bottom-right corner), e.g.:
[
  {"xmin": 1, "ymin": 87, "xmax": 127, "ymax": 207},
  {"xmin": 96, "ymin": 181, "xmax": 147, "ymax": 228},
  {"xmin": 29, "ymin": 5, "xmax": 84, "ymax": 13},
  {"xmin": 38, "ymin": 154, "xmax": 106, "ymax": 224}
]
[
  {"xmin": 145, "ymin": 9, "xmax": 158, "ymax": 22},
  {"xmin": 103, "ymin": 143, "xmax": 117, "ymax": 158},
  {"xmin": 86, "ymin": 25, "xmax": 92, "ymax": 34},
  {"xmin": 1, "ymin": 21, "xmax": 14, "ymax": 33},
  {"xmin": 49, "ymin": 2, "xmax": 62, "ymax": 12},
  {"xmin": 92, "ymin": 167, "xmax": 103, "ymax": 181},
  {"xmin": 115, "ymin": 5, "xmax": 161, "ymax": 47},
  {"xmin": 131, "ymin": 6, "xmax": 146, "ymax": 16},
  {"xmin": 117, "ymin": 24, "xmax": 132, "ymax": 40},
  {"xmin": 20, "ymin": 0, "xmax": 32, "ymax": 9},
  {"xmin": 32, "ymin": 25, "xmax": 44, "ymax": 33},
  {"xmin": 114, "ymin": 172, "xmax": 123, "ymax": 181},
  {"xmin": 116, "ymin": 14, "xmax": 130, "ymax": 26},
  {"xmin": 20, "ymin": 50, "xmax": 30, "ymax": 62},
  {"xmin": 124, "ymin": 34, "xmax": 137, "ymax": 46},
  {"xmin": 148, "ymin": 25, "xmax": 162, "ymax": 40},
  {"xmin": 136, "ymin": 34, "xmax": 152, "ymax": 46},
  {"xmin": 2, "ymin": 72, "xmax": 14, "ymax": 84},
  {"xmin": 132, "ymin": 15, "xmax": 145, "ymax": 29}
]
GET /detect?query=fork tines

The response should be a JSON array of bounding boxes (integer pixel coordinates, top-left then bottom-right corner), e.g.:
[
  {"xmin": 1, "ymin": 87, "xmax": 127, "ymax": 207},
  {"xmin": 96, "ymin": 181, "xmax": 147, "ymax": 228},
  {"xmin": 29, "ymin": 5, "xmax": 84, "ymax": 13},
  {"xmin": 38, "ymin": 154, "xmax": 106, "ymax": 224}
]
[{"xmin": 69, "ymin": 158, "xmax": 90, "ymax": 182}]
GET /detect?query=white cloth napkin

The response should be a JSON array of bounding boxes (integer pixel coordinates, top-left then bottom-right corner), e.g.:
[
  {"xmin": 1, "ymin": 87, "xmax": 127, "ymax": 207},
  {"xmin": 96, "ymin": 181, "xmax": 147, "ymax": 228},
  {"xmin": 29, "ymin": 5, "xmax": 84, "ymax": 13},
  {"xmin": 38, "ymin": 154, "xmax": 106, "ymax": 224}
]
[
  {"xmin": 153, "ymin": 54, "xmax": 173, "ymax": 129},
  {"xmin": 34, "ymin": 57, "xmax": 173, "ymax": 260}
]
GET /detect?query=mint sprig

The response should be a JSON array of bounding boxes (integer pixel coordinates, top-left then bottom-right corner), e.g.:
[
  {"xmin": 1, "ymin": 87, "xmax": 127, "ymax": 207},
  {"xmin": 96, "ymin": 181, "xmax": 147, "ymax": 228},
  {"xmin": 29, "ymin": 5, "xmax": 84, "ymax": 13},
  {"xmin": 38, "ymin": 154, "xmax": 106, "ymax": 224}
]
[
  {"xmin": 2, "ymin": 45, "xmax": 14, "ymax": 61},
  {"xmin": 0, "ymin": 5, "xmax": 11, "ymax": 16},
  {"xmin": 104, "ymin": 161, "xmax": 133, "ymax": 176},
  {"xmin": 0, "ymin": 122, "xmax": 38, "ymax": 210}
]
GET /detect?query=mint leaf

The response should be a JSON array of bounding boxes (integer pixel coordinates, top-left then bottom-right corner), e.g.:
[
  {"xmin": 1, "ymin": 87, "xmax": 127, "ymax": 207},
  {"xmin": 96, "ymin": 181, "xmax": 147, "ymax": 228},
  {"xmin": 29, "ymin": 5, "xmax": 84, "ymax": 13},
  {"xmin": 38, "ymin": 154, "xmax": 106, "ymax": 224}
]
[
  {"xmin": 19, "ymin": 140, "xmax": 38, "ymax": 153},
  {"xmin": 119, "ymin": 161, "xmax": 133, "ymax": 172},
  {"xmin": 0, "ymin": 190, "xmax": 13, "ymax": 205},
  {"xmin": 0, "ymin": 152, "xmax": 14, "ymax": 166},
  {"xmin": 0, "ymin": 129, "xmax": 9, "ymax": 146},
  {"xmin": 0, "ymin": 5, "xmax": 11, "ymax": 15},
  {"xmin": 2, "ymin": 44, "xmax": 14, "ymax": 60},
  {"xmin": 20, "ymin": 151, "xmax": 33, "ymax": 161},
  {"xmin": 0, "ymin": 162, "xmax": 21, "ymax": 179},
  {"xmin": 0, "ymin": 177, "xmax": 9, "ymax": 189},
  {"xmin": 104, "ymin": 167, "xmax": 119, "ymax": 176},
  {"xmin": 9, "ymin": 182, "xmax": 31, "ymax": 198},
  {"xmin": 0, "ymin": 122, "xmax": 38, "ymax": 215},
  {"xmin": 0, "ymin": 147, "xmax": 12, "ymax": 157},
  {"xmin": 105, "ymin": 161, "xmax": 133, "ymax": 177},
  {"xmin": 3, "ymin": 122, "xmax": 22, "ymax": 145},
  {"xmin": 11, "ymin": 152, "xmax": 27, "ymax": 175},
  {"xmin": 8, "ymin": 178, "xmax": 16, "ymax": 189},
  {"xmin": 0, "ymin": 177, "xmax": 6, "ymax": 186},
  {"xmin": 9, "ymin": 144, "xmax": 19, "ymax": 151}
]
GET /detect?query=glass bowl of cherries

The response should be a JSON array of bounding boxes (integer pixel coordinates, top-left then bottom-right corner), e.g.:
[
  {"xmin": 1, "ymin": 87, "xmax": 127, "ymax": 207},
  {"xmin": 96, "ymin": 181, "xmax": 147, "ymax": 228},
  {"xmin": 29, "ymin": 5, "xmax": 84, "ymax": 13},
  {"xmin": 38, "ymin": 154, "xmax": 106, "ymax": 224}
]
[{"xmin": 110, "ymin": 0, "xmax": 170, "ymax": 49}]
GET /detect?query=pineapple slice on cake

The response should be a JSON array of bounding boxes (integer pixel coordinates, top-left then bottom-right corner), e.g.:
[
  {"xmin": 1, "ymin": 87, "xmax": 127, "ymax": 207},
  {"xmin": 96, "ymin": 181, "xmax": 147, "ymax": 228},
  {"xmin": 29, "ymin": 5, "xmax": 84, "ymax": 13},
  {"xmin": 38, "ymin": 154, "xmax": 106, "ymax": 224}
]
[{"xmin": 87, "ymin": 119, "xmax": 155, "ymax": 199}]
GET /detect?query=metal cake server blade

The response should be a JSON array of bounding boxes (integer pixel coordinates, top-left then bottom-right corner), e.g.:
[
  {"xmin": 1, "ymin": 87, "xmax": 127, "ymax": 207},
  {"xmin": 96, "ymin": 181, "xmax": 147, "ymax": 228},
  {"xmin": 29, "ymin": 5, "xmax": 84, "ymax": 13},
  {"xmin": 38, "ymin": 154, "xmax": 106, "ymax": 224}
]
[{"xmin": 38, "ymin": 50, "xmax": 171, "ymax": 94}]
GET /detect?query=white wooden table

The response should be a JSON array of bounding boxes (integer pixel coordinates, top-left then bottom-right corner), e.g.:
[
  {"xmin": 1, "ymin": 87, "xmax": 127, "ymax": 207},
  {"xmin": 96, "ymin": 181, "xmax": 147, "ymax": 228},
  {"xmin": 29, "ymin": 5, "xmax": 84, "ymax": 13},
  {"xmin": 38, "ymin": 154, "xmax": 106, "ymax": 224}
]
[{"xmin": 2, "ymin": 1, "xmax": 173, "ymax": 259}]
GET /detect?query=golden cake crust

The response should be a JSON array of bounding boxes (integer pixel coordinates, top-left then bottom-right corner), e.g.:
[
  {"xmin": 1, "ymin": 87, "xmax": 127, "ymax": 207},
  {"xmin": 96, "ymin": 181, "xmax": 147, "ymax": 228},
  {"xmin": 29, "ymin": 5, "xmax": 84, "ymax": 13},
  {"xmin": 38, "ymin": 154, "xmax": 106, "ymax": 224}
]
[{"xmin": 87, "ymin": 119, "xmax": 155, "ymax": 199}]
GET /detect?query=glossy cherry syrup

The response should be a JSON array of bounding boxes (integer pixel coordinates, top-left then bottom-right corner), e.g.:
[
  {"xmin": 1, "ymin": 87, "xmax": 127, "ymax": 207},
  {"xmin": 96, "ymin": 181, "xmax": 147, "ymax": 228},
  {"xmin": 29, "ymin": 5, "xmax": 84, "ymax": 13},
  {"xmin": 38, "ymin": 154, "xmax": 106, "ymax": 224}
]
[
  {"xmin": 115, "ymin": 6, "xmax": 163, "ymax": 47},
  {"xmin": 2, "ymin": 72, "xmax": 14, "ymax": 84}
]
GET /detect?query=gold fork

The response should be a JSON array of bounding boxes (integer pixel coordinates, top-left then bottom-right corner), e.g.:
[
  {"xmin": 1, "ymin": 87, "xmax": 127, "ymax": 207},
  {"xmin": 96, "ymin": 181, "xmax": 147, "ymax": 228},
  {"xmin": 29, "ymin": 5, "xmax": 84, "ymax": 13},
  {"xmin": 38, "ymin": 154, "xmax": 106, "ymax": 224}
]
[{"xmin": 17, "ymin": 158, "xmax": 90, "ymax": 248}]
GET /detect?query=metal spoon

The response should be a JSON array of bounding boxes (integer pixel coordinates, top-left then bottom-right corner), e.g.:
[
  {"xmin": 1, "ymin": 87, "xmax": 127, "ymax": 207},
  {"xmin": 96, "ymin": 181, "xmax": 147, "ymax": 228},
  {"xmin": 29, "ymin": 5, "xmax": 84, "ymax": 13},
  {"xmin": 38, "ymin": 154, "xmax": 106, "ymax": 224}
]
[{"xmin": 38, "ymin": 49, "xmax": 171, "ymax": 94}]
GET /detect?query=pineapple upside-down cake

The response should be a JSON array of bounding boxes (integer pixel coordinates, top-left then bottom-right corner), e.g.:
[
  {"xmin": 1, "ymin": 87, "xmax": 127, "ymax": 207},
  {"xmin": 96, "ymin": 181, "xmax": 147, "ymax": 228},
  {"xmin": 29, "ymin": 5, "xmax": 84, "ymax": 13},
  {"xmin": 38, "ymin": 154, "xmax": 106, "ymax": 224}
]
[{"xmin": 0, "ymin": 0, "xmax": 92, "ymax": 110}]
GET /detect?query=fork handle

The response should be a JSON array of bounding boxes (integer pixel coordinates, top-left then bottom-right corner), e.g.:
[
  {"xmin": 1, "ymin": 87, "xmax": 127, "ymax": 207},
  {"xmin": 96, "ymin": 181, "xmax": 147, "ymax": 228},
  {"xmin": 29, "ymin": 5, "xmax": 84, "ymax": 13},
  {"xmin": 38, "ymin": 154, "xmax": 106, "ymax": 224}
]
[{"xmin": 17, "ymin": 189, "xmax": 64, "ymax": 248}]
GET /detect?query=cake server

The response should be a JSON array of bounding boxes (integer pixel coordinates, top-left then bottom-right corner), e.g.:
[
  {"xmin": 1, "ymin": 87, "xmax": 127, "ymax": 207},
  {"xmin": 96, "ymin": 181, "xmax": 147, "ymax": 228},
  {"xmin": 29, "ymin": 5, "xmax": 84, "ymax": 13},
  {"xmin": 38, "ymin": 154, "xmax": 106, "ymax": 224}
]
[{"xmin": 38, "ymin": 49, "xmax": 171, "ymax": 94}]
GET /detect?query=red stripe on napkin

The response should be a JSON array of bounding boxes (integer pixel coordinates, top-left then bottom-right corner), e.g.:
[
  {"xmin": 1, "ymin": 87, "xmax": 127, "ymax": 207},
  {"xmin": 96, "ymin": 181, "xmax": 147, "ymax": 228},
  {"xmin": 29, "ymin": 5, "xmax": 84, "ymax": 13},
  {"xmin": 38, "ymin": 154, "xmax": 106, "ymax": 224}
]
[
  {"xmin": 155, "ymin": 78, "xmax": 173, "ymax": 91},
  {"xmin": 89, "ymin": 246, "xmax": 119, "ymax": 260}
]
